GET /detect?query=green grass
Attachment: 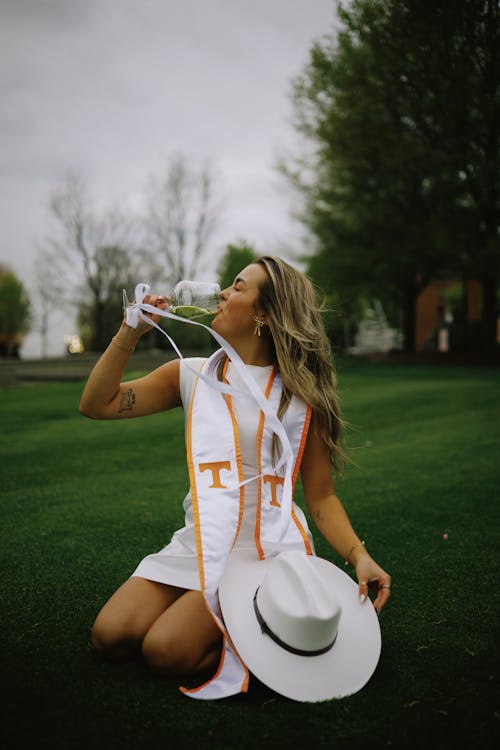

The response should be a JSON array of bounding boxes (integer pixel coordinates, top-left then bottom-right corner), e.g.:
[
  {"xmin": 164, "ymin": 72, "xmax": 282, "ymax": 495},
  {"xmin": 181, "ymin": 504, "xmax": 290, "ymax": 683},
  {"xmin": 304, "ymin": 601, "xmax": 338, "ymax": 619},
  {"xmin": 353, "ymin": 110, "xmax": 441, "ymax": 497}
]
[{"xmin": 1, "ymin": 360, "xmax": 499, "ymax": 750}]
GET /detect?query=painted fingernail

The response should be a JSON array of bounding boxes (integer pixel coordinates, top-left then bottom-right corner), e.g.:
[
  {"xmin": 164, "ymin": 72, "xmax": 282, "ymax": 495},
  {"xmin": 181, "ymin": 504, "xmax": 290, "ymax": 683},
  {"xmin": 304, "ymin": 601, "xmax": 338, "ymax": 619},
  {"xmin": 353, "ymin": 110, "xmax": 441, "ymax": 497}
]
[{"xmin": 359, "ymin": 594, "xmax": 366, "ymax": 604}]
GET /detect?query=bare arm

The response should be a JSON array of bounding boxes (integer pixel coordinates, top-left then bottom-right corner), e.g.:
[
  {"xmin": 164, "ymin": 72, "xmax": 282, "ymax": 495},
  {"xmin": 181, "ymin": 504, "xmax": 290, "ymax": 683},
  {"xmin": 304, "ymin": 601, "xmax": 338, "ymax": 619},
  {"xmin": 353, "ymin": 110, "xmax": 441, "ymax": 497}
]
[
  {"xmin": 300, "ymin": 415, "xmax": 391, "ymax": 613},
  {"xmin": 79, "ymin": 295, "xmax": 181, "ymax": 420}
]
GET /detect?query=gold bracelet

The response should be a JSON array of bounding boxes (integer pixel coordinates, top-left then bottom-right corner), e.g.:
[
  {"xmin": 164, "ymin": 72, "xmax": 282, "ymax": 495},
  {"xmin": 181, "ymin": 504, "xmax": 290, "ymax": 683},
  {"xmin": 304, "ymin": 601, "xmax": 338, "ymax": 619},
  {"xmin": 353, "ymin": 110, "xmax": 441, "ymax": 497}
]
[
  {"xmin": 345, "ymin": 540, "xmax": 365, "ymax": 566},
  {"xmin": 111, "ymin": 335, "xmax": 135, "ymax": 353}
]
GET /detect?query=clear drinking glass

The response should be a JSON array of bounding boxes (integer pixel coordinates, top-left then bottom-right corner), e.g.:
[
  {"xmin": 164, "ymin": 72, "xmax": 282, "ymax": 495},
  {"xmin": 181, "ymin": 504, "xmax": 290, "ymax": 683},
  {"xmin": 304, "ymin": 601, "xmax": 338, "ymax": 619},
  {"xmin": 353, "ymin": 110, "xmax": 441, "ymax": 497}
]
[
  {"xmin": 123, "ymin": 280, "xmax": 221, "ymax": 327},
  {"xmin": 168, "ymin": 280, "xmax": 221, "ymax": 320}
]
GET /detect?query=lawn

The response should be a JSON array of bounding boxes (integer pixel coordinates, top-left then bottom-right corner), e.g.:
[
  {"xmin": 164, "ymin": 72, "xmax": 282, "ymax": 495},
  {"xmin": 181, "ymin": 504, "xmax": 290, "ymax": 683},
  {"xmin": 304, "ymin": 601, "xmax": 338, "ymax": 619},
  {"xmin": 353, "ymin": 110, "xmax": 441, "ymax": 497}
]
[{"xmin": 1, "ymin": 358, "xmax": 499, "ymax": 750}]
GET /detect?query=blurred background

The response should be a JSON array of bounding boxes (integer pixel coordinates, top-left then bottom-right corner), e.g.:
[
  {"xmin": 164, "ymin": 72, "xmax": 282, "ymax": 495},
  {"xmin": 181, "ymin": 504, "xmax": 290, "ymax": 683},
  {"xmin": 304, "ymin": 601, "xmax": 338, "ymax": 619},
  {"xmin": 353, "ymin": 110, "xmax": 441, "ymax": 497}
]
[{"xmin": 0, "ymin": 0, "xmax": 498, "ymax": 364}]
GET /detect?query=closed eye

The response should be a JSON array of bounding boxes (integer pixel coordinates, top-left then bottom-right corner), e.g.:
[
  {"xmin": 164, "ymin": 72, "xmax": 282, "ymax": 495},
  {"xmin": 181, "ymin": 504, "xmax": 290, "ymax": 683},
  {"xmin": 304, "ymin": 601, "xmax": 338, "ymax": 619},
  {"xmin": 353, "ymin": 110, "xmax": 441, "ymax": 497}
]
[{"xmin": 232, "ymin": 276, "xmax": 246, "ymax": 291}]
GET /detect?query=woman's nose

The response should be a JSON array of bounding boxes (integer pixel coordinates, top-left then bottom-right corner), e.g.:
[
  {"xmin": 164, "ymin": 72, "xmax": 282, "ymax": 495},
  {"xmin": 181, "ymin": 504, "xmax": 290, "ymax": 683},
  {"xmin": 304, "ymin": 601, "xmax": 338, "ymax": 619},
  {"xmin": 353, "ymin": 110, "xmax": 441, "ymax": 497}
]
[{"xmin": 219, "ymin": 287, "xmax": 230, "ymax": 301}]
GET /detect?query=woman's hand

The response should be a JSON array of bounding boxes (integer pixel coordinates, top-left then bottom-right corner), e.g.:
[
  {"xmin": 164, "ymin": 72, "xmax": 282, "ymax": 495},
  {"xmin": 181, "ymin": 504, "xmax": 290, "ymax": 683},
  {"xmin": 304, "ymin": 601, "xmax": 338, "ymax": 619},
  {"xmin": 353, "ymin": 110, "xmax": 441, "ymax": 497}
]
[
  {"xmin": 131, "ymin": 294, "xmax": 169, "ymax": 336},
  {"xmin": 354, "ymin": 552, "xmax": 392, "ymax": 614}
]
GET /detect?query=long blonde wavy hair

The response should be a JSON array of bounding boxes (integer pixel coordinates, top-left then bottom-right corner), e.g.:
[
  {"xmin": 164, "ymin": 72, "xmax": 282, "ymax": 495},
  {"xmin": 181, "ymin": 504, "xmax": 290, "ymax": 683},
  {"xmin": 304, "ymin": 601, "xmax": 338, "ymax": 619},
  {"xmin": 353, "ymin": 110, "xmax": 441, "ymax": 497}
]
[{"xmin": 254, "ymin": 256, "xmax": 345, "ymax": 476}]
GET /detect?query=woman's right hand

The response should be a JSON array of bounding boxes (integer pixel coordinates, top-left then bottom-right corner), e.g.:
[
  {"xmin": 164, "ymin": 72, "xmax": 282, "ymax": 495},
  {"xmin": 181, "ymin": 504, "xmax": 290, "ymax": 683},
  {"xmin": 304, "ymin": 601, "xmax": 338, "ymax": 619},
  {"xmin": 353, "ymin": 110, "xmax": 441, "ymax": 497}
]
[{"xmin": 130, "ymin": 294, "xmax": 169, "ymax": 336}]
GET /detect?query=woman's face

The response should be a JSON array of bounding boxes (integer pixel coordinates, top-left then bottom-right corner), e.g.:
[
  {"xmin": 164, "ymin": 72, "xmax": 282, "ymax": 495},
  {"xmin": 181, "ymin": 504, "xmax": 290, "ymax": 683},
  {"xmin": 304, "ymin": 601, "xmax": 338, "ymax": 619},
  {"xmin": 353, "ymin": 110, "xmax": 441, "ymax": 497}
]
[{"xmin": 212, "ymin": 263, "xmax": 268, "ymax": 341}]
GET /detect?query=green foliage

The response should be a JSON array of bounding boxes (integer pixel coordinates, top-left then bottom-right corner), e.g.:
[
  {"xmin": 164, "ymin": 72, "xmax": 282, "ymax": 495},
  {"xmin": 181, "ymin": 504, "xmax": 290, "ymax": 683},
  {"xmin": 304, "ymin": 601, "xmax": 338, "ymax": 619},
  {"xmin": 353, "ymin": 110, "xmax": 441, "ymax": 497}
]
[
  {"xmin": 1, "ymin": 363, "xmax": 499, "ymax": 748},
  {"xmin": 285, "ymin": 0, "xmax": 499, "ymax": 351},
  {"xmin": 0, "ymin": 266, "xmax": 31, "ymax": 357},
  {"xmin": 217, "ymin": 239, "xmax": 257, "ymax": 290}
]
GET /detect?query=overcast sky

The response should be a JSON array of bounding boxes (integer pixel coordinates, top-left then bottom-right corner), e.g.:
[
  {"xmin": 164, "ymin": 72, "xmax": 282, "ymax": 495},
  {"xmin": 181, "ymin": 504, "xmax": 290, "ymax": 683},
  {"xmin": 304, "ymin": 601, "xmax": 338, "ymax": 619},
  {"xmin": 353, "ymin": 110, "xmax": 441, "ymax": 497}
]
[{"xmin": 0, "ymin": 0, "xmax": 337, "ymax": 356}]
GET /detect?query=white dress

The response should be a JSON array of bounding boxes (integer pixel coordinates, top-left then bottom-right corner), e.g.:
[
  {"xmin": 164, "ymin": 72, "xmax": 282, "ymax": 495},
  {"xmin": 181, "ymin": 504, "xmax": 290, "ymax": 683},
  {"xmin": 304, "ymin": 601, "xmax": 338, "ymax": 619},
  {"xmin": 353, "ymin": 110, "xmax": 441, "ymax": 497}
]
[{"xmin": 131, "ymin": 357, "xmax": 313, "ymax": 590}]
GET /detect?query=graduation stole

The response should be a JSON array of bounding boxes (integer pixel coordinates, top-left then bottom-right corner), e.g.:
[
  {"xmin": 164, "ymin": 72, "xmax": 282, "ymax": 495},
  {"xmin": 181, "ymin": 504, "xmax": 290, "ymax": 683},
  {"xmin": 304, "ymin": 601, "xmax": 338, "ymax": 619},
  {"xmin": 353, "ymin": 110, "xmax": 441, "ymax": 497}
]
[{"xmin": 180, "ymin": 348, "xmax": 312, "ymax": 700}]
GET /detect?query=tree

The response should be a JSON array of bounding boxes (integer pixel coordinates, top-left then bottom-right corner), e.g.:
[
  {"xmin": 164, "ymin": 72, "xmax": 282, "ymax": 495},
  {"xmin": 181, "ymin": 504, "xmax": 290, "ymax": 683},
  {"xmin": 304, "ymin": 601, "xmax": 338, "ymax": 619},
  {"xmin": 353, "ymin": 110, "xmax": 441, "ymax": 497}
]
[
  {"xmin": 42, "ymin": 157, "xmax": 221, "ymax": 352},
  {"xmin": 0, "ymin": 266, "xmax": 30, "ymax": 357},
  {"xmin": 32, "ymin": 249, "xmax": 66, "ymax": 358},
  {"xmin": 144, "ymin": 153, "xmax": 221, "ymax": 290},
  {"xmin": 76, "ymin": 244, "xmax": 143, "ymax": 350},
  {"xmin": 43, "ymin": 171, "xmax": 142, "ymax": 350},
  {"xmin": 217, "ymin": 239, "xmax": 257, "ymax": 290},
  {"xmin": 283, "ymin": 0, "xmax": 499, "ymax": 352}
]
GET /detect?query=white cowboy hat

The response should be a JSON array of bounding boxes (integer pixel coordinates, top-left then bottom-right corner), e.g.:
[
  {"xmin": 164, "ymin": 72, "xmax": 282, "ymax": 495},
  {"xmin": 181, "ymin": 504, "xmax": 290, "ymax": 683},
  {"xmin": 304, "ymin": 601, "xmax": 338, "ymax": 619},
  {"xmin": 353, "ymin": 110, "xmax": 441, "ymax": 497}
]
[{"xmin": 218, "ymin": 548, "xmax": 381, "ymax": 702}]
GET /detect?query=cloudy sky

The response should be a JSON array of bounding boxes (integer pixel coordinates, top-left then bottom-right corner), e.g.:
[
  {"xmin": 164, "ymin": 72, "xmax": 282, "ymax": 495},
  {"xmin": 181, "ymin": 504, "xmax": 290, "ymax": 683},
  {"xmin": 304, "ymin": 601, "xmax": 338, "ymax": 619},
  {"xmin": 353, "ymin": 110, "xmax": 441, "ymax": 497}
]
[{"xmin": 1, "ymin": 0, "xmax": 337, "ymax": 356}]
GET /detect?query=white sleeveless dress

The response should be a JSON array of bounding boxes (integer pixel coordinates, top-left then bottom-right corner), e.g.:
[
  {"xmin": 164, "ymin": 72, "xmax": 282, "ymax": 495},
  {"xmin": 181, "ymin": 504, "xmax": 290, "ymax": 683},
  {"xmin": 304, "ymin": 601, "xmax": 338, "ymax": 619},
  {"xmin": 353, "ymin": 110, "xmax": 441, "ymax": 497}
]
[{"xmin": 131, "ymin": 357, "xmax": 313, "ymax": 590}]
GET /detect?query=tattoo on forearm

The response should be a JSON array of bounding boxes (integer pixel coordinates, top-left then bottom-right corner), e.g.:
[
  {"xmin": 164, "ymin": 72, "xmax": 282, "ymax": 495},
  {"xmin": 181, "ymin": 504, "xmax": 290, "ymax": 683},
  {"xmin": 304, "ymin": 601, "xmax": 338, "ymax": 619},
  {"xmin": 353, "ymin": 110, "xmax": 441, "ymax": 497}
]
[
  {"xmin": 315, "ymin": 509, "xmax": 325, "ymax": 524},
  {"xmin": 119, "ymin": 388, "xmax": 136, "ymax": 413}
]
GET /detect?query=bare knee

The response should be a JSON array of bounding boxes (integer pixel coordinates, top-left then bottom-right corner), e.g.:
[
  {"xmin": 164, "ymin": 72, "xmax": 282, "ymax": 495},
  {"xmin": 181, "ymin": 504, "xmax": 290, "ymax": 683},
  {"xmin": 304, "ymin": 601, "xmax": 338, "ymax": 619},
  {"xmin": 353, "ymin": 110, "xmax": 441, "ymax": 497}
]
[
  {"xmin": 141, "ymin": 590, "xmax": 223, "ymax": 676},
  {"xmin": 92, "ymin": 612, "xmax": 141, "ymax": 660},
  {"xmin": 141, "ymin": 631, "xmax": 185, "ymax": 676},
  {"xmin": 141, "ymin": 630, "xmax": 221, "ymax": 677}
]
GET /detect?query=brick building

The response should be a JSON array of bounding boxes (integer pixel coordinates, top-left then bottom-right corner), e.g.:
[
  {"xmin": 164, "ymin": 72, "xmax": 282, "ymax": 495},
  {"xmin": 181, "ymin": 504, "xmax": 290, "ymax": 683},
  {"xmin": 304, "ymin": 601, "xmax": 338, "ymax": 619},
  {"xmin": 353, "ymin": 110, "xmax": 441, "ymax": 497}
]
[{"xmin": 415, "ymin": 279, "xmax": 488, "ymax": 352}]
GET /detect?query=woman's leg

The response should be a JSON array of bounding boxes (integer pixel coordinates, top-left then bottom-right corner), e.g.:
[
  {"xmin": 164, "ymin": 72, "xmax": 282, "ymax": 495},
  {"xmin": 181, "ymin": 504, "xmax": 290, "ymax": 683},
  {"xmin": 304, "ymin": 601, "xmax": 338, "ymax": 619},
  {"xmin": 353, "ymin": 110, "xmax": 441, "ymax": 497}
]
[
  {"xmin": 141, "ymin": 590, "xmax": 222, "ymax": 678},
  {"xmin": 92, "ymin": 577, "xmax": 186, "ymax": 660}
]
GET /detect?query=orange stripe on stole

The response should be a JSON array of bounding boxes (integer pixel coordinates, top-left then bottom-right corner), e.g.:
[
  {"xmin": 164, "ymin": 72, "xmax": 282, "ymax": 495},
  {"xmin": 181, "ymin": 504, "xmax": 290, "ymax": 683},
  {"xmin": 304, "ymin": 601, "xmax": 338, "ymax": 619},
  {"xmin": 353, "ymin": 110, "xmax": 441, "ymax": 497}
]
[
  {"xmin": 291, "ymin": 404, "xmax": 313, "ymax": 555},
  {"xmin": 185, "ymin": 372, "xmax": 206, "ymax": 591},
  {"xmin": 221, "ymin": 359, "xmax": 245, "ymax": 550},
  {"xmin": 254, "ymin": 367, "xmax": 277, "ymax": 560}
]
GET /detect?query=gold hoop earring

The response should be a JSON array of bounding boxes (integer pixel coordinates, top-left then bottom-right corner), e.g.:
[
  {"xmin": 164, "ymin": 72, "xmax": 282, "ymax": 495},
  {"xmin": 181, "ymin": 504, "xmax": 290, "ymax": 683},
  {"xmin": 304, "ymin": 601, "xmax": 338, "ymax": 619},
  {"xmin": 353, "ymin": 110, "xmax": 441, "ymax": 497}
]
[{"xmin": 253, "ymin": 316, "xmax": 265, "ymax": 336}]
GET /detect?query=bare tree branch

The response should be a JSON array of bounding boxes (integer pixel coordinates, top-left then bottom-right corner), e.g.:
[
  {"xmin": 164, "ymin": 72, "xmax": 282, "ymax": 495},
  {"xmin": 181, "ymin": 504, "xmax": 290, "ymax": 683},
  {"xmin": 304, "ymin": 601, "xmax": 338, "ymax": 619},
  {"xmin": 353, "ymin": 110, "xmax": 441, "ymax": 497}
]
[
  {"xmin": 42, "ymin": 170, "xmax": 140, "ymax": 349},
  {"xmin": 143, "ymin": 153, "xmax": 221, "ymax": 288}
]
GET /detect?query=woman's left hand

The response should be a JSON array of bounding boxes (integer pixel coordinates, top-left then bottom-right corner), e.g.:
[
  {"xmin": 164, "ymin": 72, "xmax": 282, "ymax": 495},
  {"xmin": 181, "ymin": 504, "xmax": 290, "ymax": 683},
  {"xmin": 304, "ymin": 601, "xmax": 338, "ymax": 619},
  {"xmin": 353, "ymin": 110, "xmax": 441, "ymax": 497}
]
[{"xmin": 354, "ymin": 554, "xmax": 392, "ymax": 614}]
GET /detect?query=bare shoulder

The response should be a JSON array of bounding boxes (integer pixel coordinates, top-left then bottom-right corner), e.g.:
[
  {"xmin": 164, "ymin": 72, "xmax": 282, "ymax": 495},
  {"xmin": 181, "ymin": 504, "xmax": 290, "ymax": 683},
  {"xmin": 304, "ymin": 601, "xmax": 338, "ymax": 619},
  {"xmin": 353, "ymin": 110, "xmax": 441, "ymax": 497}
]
[
  {"xmin": 133, "ymin": 358, "xmax": 181, "ymax": 407},
  {"xmin": 148, "ymin": 357, "xmax": 181, "ymax": 382}
]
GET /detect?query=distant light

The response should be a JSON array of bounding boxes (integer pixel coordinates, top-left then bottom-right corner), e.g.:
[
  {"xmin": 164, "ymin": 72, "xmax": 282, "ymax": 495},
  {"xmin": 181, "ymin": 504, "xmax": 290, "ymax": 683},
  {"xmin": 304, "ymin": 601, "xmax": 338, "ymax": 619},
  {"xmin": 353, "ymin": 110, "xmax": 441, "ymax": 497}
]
[{"xmin": 64, "ymin": 334, "xmax": 84, "ymax": 354}]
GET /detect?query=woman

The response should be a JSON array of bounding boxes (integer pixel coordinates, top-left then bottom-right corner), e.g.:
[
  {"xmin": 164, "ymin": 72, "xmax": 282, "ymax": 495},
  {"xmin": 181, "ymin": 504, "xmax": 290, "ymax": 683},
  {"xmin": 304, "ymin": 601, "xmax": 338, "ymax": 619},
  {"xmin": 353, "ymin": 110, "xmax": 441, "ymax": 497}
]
[{"xmin": 80, "ymin": 256, "xmax": 391, "ymax": 691}]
